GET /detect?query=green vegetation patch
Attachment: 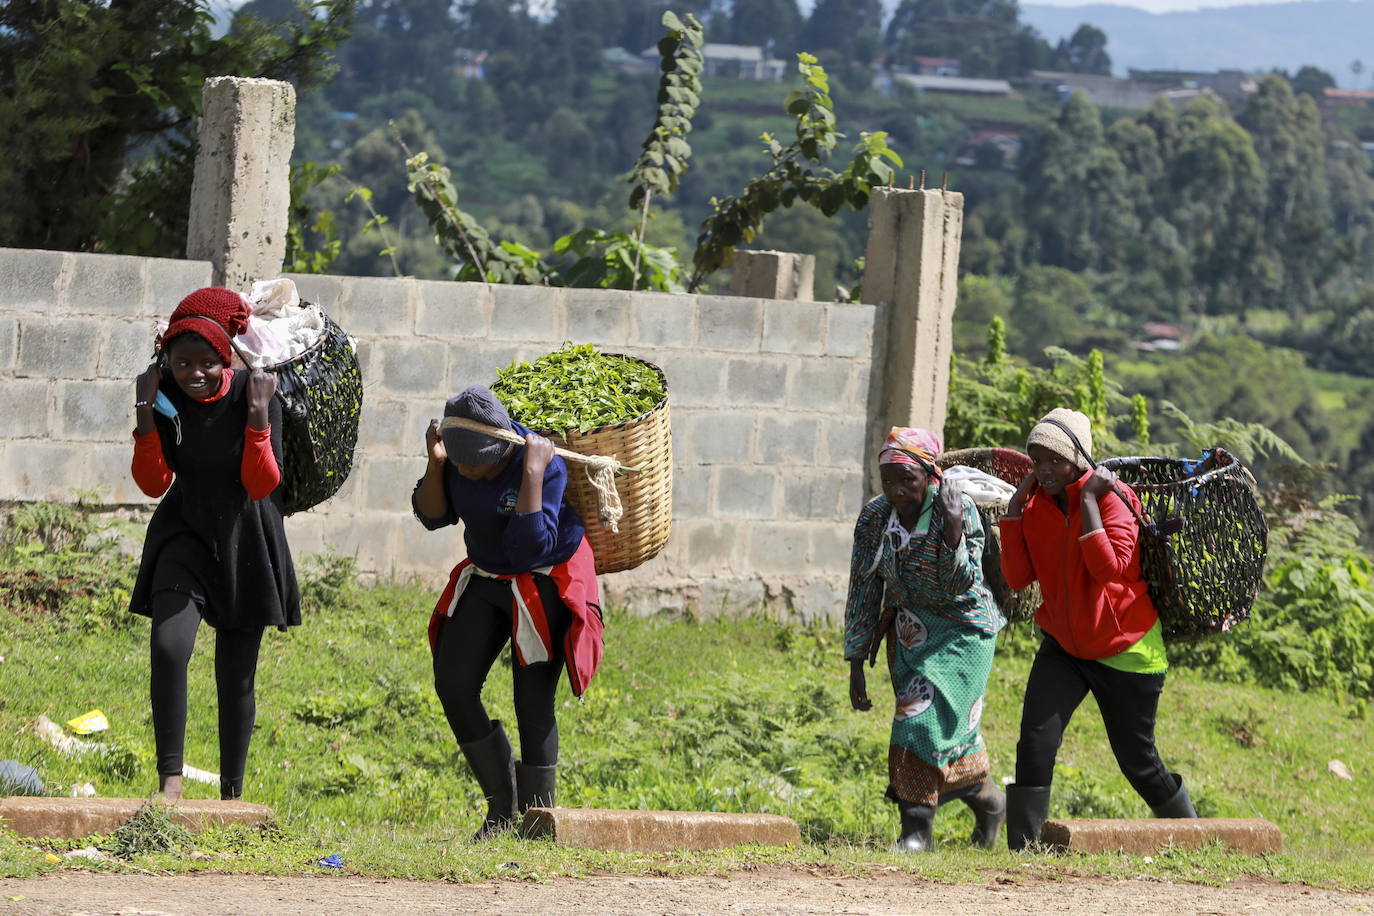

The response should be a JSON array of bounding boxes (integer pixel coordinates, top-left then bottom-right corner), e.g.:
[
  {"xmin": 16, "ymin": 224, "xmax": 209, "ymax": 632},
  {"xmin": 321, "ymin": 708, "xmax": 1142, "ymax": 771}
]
[
  {"xmin": 491, "ymin": 342, "xmax": 666, "ymax": 435},
  {"xmin": 1, "ymin": 521, "xmax": 1372, "ymax": 887}
]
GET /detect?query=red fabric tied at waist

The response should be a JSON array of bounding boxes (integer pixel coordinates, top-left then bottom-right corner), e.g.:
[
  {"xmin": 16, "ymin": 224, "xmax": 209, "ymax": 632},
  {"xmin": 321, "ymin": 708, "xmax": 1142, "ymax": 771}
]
[{"xmin": 428, "ymin": 536, "xmax": 604, "ymax": 697}]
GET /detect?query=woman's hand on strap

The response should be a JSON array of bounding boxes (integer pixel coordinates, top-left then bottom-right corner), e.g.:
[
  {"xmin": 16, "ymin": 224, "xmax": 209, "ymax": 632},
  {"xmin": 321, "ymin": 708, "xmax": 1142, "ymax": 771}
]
[
  {"xmin": 426, "ymin": 418, "xmax": 448, "ymax": 465},
  {"xmin": 849, "ymin": 659, "xmax": 873, "ymax": 712},
  {"xmin": 1081, "ymin": 465, "xmax": 1117, "ymax": 499},
  {"xmin": 940, "ymin": 477, "xmax": 965, "ymax": 549},
  {"xmin": 522, "ymin": 432, "xmax": 554, "ymax": 476},
  {"xmin": 134, "ymin": 363, "xmax": 160, "ymax": 435},
  {"xmin": 135, "ymin": 363, "xmax": 161, "ymax": 407},
  {"xmin": 246, "ymin": 367, "xmax": 276, "ymax": 430},
  {"xmin": 1007, "ymin": 472, "xmax": 1037, "ymax": 517}
]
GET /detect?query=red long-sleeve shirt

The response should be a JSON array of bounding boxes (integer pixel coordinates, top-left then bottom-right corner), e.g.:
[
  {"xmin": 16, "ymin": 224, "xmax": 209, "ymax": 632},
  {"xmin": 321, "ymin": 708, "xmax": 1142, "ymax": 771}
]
[
  {"xmin": 131, "ymin": 370, "xmax": 281, "ymax": 501},
  {"xmin": 998, "ymin": 470, "xmax": 1158, "ymax": 659}
]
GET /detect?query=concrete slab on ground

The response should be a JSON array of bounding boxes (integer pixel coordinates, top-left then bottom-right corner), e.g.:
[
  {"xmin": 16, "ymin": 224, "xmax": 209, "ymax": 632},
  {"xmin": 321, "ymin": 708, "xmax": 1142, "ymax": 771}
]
[
  {"xmin": 0, "ymin": 796, "xmax": 275, "ymax": 839},
  {"xmin": 1042, "ymin": 817, "xmax": 1282, "ymax": 855},
  {"xmin": 521, "ymin": 807, "xmax": 801, "ymax": 853}
]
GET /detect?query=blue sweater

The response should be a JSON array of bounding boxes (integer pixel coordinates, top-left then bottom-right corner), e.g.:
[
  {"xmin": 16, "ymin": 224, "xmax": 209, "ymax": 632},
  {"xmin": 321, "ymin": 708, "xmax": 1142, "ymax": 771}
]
[{"xmin": 412, "ymin": 421, "xmax": 586, "ymax": 574}]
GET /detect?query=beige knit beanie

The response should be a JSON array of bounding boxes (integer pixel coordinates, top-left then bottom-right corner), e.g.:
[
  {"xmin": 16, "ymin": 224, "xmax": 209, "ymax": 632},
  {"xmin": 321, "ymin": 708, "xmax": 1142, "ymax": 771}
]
[{"xmin": 1026, "ymin": 408, "xmax": 1094, "ymax": 471}]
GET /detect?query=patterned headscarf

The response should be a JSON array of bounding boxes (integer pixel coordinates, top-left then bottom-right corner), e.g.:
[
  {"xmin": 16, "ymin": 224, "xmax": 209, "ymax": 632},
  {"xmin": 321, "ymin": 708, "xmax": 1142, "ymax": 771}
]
[{"xmin": 878, "ymin": 427, "xmax": 943, "ymax": 476}]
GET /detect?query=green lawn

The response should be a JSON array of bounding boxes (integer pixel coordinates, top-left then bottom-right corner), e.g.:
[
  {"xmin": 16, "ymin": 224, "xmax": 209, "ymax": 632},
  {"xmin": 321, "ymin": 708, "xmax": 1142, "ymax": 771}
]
[{"xmin": 1, "ymin": 553, "xmax": 1371, "ymax": 887}]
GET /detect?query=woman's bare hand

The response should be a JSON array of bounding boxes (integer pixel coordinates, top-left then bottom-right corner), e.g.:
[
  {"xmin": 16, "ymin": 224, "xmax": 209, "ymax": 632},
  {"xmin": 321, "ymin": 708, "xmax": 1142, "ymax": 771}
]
[
  {"xmin": 426, "ymin": 419, "xmax": 448, "ymax": 464},
  {"xmin": 849, "ymin": 660, "xmax": 873, "ymax": 712}
]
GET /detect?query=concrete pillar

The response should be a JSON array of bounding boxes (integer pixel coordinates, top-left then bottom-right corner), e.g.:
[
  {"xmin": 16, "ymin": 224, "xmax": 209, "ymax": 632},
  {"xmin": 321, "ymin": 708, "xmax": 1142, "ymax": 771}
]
[
  {"xmin": 860, "ymin": 188, "xmax": 963, "ymax": 477},
  {"xmin": 730, "ymin": 250, "xmax": 816, "ymax": 301},
  {"xmin": 187, "ymin": 77, "xmax": 296, "ymax": 290}
]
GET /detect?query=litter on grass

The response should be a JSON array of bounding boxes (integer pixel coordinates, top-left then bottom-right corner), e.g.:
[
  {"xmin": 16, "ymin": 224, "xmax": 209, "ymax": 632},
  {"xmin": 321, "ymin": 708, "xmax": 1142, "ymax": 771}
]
[
  {"xmin": 0, "ymin": 759, "xmax": 44, "ymax": 796},
  {"xmin": 32, "ymin": 715, "xmax": 220, "ymax": 787},
  {"xmin": 66, "ymin": 710, "xmax": 109, "ymax": 735}
]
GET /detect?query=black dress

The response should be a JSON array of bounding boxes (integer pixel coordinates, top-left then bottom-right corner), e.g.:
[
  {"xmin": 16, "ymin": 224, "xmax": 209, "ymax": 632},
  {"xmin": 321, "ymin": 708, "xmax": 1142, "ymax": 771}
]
[{"xmin": 128, "ymin": 369, "xmax": 300, "ymax": 631}]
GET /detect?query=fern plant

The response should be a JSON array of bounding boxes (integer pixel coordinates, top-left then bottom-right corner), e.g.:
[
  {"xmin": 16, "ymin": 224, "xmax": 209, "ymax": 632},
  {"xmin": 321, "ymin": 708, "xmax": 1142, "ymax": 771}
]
[{"xmin": 946, "ymin": 317, "xmax": 1148, "ymax": 453}]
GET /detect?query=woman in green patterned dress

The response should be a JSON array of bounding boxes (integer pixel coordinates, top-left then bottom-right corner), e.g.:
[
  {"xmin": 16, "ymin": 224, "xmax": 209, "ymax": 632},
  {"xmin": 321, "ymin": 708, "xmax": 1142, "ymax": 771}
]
[{"xmin": 844, "ymin": 427, "xmax": 1007, "ymax": 852}]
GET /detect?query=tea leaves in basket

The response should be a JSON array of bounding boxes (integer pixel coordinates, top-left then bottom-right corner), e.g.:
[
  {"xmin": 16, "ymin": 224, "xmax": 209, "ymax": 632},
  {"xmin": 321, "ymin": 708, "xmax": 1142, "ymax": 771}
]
[{"xmin": 491, "ymin": 342, "xmax": 666, "ymax": 434}]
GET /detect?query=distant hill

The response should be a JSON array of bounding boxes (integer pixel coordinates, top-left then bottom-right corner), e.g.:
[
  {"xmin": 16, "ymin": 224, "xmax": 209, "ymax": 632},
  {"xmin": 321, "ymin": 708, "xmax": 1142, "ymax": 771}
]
[{"xmin": 1021, "ymin": 0, "xmax": 1374, "ymax": 87}]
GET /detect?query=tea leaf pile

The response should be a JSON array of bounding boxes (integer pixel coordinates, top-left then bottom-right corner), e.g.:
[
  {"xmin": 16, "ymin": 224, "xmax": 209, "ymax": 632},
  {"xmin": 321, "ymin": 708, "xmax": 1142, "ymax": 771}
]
[{"xmin": 491, "ymin": 342, "xmax": 666, "ymax": 435}]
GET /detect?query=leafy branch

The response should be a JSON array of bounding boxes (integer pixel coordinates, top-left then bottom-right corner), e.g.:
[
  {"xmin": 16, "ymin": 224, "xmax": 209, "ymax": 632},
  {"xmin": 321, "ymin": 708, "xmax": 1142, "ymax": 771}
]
[
  {"xmin": 687, "ymin": 53, "xmax": 902, "ymax": 291},
  {"xmin": 626, "ymin": 11, "xmax": 703, "ymax": 289},
  {"xmin": 629, "ymin": 11, "xmax": 703, "ymax": 211},
  {"xmin": 344, "ymin": 181, "xmax": 403, "ymax": 278},
  {"xmin": 406, "ymin": 151, "xmax": 685, "ymax": 291},
  {"xmin": 283, "ymin": 161, "xmax": 342, "ymax": 275},
  {"xmin": 405, "ymin": 149, "xmax": 552, "ymax": 285}
]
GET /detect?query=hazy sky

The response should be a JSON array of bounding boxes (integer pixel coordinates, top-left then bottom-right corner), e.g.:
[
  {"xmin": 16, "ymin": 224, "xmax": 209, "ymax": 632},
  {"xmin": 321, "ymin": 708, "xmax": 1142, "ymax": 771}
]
[
  {"xmin": 828, "ymin": 0, "xmax": 1309, "ymax": 15},
  {"xmin": 220, "ymin": 0, "xmax": 1308, "ymax": 15},
  {"xmin": 1014, "ymin": 0, "xmax": 1298, "ymax": 11}
]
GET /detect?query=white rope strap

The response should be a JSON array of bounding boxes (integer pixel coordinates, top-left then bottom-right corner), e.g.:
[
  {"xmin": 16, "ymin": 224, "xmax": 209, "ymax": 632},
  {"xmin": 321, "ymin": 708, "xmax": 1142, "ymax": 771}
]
[{"xmin": 439, "ymin": 417, "xmax": 627, "ymax": 532}]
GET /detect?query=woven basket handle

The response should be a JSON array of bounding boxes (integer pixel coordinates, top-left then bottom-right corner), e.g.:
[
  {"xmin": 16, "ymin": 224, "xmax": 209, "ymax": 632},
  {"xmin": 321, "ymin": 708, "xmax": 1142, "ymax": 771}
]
[{"xmin": 1040, "ymin": 418, "xmax": 1182, "ymax": 538}]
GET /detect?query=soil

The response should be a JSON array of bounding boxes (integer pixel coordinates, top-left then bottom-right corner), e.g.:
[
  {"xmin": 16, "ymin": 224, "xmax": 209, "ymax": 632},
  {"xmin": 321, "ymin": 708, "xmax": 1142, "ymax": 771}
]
[{"xmin": 2, "ymin": 868, "xmax": 1371, "ymax": 915}]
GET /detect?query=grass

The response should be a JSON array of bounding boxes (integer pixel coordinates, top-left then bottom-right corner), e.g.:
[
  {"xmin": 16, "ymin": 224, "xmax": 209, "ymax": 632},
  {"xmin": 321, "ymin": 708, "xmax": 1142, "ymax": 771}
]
[{"xmin": 1, "ymin": 550, "xmax": 1372, "ymax": 889}]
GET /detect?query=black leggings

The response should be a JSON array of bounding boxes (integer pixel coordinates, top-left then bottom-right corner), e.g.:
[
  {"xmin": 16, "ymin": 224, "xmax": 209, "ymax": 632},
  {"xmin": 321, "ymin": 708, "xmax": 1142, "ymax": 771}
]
[
  {"xmin": 433, "ymin": 575, "xmax": 569, "ymax": 766},
  {"xmin": 1014, "ymin": 634, "xmax": 1177, "ymax": 808},
  {"xmin": 150, "ymin": 590, "xmax": 264, "ymax": 798}
]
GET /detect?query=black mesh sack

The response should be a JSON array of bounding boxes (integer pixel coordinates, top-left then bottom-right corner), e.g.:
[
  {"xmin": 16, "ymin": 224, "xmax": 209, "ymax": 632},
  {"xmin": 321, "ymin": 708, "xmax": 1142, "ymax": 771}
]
[
  {"xmin": 267, "ymin": 305, "xmax": 363, "ymax": 515},
  {"xmin": 1102, "ymin": 454, "xmax": 1268, "ymax": 638}
]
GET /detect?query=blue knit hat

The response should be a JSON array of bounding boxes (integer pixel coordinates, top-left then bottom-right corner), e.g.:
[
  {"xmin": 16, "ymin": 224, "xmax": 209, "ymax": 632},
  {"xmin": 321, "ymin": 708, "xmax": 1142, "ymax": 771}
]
[{"xmin": 441, "ymin": 385, "xmax": 513, "ymax": 466}]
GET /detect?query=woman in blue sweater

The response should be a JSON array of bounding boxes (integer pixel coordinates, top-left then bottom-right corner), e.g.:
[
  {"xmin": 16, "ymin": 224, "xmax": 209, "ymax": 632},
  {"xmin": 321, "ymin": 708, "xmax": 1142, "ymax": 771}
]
[{"xmin": 413, "ymin": 385, "xmax": 598, "ymax": 840}]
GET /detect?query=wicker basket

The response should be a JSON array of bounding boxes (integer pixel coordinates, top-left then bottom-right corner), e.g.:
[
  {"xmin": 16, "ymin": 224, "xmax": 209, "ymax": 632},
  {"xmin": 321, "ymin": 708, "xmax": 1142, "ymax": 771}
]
[
  {"xmin": 543, "ymin": 356, "xmax": 673, "ymax": 575},
  {"xmin": 936, "ymin": 447, "xmax": 1041, "ymax": 624},
  {"xmin": 1102, "ymin": 454, "xmax": 1267, "ymax": 638}
]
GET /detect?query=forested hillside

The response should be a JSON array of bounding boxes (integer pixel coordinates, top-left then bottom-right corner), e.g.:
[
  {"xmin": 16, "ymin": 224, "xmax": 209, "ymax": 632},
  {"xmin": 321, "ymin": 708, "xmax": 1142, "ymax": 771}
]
[{"xmin": 5, "ymin": 0, "xmax": 1374, "ymax": 533}]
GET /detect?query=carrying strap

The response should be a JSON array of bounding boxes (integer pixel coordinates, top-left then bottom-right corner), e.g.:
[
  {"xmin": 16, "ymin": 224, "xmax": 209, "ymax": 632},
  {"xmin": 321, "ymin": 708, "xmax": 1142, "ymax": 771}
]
[
  {"xmin": 881, "ymin": 446, "xmax": 942, "ymax": 480},
  {"xmin": 1040, "ymin": 417, "xmax": 1183, "ymax": 539},
  {"xmin": 176, "ymin": 314, "xmax": 269, "ymax": 372}
]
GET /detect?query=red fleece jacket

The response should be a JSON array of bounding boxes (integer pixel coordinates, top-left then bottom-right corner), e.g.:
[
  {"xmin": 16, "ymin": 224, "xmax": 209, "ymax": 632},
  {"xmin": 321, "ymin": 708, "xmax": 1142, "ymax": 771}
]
[{"xmin": 999, "ymin": 470, "xmax": 1159, "ymax": 659}]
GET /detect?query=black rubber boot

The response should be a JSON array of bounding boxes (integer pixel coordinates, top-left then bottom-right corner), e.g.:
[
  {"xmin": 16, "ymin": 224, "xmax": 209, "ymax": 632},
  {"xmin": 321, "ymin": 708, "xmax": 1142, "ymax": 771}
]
[
  {"xmin": 516, "ymin": 762, "xmax": 557, "ymax": 812},
  {"xmin": 458, "ymin": 720, "xmax": 516, "ymax": 841},
  {"xmin": 962, "ymin": 779, "xmax": 1007, "ymax": 850},
  {"xmin": 1006, "ymin": 784, "xmax": 1052, "ymax": 851},
  {"xmin": 1150, "ymin": 773, "xmax": 1198, "ymax": 818},
  {"xmin": 895, "ymin": 803, "xmax": 936, "ymax": 853}
]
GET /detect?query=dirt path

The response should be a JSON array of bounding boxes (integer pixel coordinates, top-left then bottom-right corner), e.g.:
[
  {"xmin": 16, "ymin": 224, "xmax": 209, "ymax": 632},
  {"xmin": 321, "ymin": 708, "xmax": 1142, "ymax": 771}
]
[{"xmin": 2, "ymin": 870, "xmax": 1371, "ymax": 915}]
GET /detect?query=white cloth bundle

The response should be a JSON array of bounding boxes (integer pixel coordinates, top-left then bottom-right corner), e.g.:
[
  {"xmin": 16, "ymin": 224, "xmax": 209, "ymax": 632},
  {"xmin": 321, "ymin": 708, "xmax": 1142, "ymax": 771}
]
[
  {"xmin": 941, "ymin": 464, "xmax": 1018, "ymax": 502},
  {"xmin": 232, "ymin": 278, "xmax": 326, "ymax": 369}
]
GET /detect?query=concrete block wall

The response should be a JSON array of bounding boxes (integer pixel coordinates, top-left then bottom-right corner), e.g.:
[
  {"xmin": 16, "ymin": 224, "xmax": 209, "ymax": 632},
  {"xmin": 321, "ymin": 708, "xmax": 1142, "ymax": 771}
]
[
  {"xmin": 282, "ymin": 274, "xmax": 878, "ymax": 621},
  {"xmin": 0, "ymin": 248, "xmax": 878, "ymax": 622},
  {"xmin": 0, "ymin": 247, "xmax": 212, "ymax": 506}
]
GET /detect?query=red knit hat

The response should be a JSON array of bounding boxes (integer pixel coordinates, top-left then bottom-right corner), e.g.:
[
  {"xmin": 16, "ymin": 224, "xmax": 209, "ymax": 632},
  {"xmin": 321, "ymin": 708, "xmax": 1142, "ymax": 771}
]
[{"xmin": 162, "ymin": 287, "xmax": 250, "ymax": 366}]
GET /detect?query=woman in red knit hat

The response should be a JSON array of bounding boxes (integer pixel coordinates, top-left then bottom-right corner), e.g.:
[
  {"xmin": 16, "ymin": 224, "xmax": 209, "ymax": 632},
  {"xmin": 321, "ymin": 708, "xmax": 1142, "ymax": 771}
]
[{"xmin": 127, "ymin": 286, "xmax": 300, "ymax": 801}]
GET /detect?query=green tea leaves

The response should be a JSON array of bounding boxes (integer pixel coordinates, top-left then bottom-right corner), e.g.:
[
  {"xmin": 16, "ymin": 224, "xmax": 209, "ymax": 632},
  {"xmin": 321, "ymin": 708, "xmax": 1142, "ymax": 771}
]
[{"xmin": 491, "ymin": 343, "xmax": 666, "ymax": 436}]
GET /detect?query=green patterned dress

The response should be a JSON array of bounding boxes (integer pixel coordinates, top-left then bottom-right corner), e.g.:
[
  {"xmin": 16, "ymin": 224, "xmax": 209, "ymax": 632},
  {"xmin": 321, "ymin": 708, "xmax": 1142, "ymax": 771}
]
[{"xmin": 844, "ymin": 487, "xmax": 1005, "ymax": 805}]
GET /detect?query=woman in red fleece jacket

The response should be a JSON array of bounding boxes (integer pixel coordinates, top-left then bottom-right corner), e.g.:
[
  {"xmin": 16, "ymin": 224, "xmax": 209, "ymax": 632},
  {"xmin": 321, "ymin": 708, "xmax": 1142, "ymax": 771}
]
[{"xmin": 998, "ymin": 408, "xmax": 1195, "ymax": 850}]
